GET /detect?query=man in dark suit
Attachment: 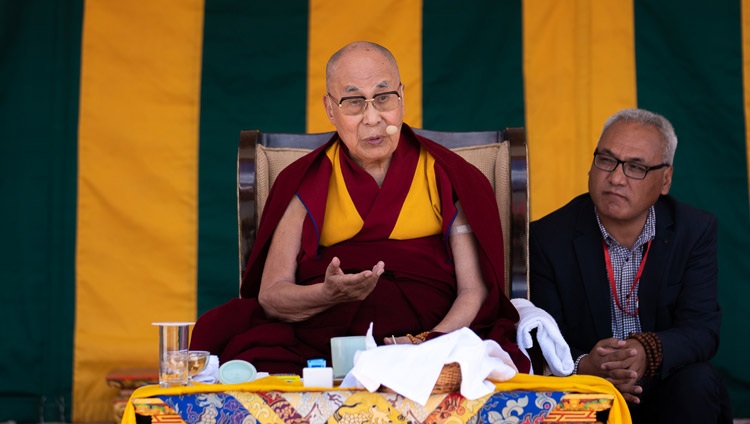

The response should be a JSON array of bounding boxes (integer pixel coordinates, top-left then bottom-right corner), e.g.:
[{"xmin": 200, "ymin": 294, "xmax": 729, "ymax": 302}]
[{"xmin": 530, "ymin": 108, "xmax": 731, "ymax": 423}]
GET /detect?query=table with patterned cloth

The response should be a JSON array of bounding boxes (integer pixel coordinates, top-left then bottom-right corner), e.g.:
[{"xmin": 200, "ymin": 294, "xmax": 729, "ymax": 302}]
[{"xmin": 122, "ymin": 374, "xmax": 629, "ymax": 424}]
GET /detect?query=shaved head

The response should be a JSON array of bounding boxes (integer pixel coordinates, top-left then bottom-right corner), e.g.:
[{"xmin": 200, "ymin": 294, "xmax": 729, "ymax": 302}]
[{"xmin": 325, "ymin": 41, "xmax": 400, "ymax": 92}]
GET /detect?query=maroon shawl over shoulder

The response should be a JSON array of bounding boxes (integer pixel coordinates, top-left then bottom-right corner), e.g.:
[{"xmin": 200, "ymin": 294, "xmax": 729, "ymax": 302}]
[{"xmin": 190, "ymin": 125, "xmax": 529, "ymax": 374}]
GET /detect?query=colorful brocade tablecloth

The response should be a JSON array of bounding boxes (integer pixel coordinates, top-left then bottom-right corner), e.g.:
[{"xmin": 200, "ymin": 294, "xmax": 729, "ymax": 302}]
[{"xmin": 123, "ymin": 374, "xmax": 630, "ymax": 424}]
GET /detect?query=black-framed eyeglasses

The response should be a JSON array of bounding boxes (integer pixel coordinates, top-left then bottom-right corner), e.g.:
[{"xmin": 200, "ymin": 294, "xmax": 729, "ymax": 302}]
[
  {"xmin": 327, "ymin": 85, "xmax": 402, "ymax": 116},
  {"xmin": 593, "ymin": 151, "xmax": 670, "ymax": 180}
]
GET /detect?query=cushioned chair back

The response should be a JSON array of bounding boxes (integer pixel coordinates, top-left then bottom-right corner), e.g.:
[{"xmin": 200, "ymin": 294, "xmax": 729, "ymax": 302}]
[{"xmin": 238, "ymin": 128, "xmax": 529, "ymax": 299}]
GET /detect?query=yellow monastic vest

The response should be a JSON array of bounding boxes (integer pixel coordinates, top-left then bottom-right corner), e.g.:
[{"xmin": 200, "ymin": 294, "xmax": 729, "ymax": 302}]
[{"xmin": 320, "ymin": 141, "xmax": 443, "ymax": 247}]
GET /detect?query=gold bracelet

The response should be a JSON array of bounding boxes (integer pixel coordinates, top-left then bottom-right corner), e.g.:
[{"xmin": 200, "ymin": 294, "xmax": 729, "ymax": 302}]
[{"xmin": 407, "ymin": 331, "xmax": 431, "ymax": 344}]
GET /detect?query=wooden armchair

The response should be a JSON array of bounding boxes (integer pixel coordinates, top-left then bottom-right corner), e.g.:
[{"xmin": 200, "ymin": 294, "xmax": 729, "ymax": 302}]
[{"xmin": 236, "ymin": 128, "xmax": 530, "ymax": 300}]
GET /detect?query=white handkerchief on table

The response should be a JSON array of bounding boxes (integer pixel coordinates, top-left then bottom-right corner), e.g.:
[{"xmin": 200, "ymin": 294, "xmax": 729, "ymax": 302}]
[{"xmin": 341, "ymin": 325, "xmax": 517, "ymax": 405}]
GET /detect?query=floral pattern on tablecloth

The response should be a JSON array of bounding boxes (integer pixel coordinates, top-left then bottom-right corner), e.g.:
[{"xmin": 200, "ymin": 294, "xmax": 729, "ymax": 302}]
[{"xmin": 158, "ymin": 390, "xmax": 564, "ymax": 424}]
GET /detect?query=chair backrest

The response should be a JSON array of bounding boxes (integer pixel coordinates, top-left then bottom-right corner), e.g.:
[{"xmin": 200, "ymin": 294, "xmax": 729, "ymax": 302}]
[{"xmin": 237, "ymin": 128, "xmax": 530, "ymax": 299}]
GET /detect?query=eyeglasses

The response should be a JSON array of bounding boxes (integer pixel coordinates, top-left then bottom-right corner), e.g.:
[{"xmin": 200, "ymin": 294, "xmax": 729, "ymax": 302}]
[
  {"xmin": 593, "ymin": 151, "xmax": 670, "ymax": 180},
  {"xmin": 327, "ymin": 86, "xmax": 402, "ymax": 116}
]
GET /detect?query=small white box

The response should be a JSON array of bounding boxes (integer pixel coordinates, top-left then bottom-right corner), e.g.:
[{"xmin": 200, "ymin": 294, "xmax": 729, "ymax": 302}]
[{"xmin": 302, "ymin": 367, "xmax": 333, "ymax": 388}]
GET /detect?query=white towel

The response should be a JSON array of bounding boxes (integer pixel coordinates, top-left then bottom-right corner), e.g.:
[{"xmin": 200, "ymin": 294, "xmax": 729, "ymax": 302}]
[
  {"xmin": 511, "ymin": 298, "xmax": 574, "ymax": 376},
  {"xmin": 341, "ymin": 325, "xmax": 517, "ymax": 406}
]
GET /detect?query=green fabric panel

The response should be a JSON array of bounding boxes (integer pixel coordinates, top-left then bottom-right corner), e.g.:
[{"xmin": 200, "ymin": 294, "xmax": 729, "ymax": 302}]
[
  {"xmin": 0, "ymin": 1, "xmax": 82, "ymax": 421},
  {"xmin": 422, "ymin": 1, "xmax": 525, "ymax": 131},
  {"xmin": 197, "ymin": 0, "xmax": 309, "ymax": 315},
  {"xmin": 635, "ymin": 0, "xmax": 749, "ymax": 415}
]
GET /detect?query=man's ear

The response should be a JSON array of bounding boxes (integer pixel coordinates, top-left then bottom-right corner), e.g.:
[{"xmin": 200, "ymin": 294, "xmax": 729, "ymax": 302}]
[
  {"xmin": 322, "ymin": 95, "xmax": 335, "ymax": 122},
  {"xmin": 661, "ymin": 166, "xmax": 673, "ymax": 195}
]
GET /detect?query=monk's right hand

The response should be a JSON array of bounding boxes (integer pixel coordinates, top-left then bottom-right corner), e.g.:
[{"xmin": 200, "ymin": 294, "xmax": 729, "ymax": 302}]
[{"xmin": 322, "ymin": 257, "xmax": 385, "ymax": 302}]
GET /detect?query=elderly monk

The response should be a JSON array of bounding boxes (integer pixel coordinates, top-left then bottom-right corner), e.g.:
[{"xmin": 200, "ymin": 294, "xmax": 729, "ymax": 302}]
[{"xmin": 190, "ymin": 41, "xmax": 530, "ymax": 375}]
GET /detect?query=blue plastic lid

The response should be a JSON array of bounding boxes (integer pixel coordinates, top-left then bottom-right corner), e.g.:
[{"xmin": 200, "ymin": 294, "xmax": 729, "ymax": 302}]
[
  {"xmin": 307, "ymin": 358, "xmax": 327, "ymax": 368},
  {"xmin": 219, "ymin": 359, "xmax": 257, "ymax": 384}
]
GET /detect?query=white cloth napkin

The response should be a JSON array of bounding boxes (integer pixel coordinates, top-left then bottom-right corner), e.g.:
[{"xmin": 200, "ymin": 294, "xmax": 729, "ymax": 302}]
[
  {"xmin": 511, "ymin": 298, "xmax": 574, "ymax": 376},
  {"xmin": 192, "ymin": 355, "xmax": 220, "ymax": 384},
  {"xmin": 341, "ymin": 325, "xmax": 517, "ymax": 406}
]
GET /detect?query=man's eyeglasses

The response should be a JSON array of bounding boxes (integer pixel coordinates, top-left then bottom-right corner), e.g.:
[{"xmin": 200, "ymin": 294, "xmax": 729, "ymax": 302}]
[
  {"xmin": 593, "ymin": 151, "xmax": 670, "ymax": 180},
  {"xmin": 327, "ymin": 86, "xmax": 402, "ymax": 116}
]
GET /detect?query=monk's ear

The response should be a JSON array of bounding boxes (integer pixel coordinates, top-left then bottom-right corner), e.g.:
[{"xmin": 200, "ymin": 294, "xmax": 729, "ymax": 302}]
[{"xmin": 323, "ymin": 95, "xmax": 335, "ymax": 122}]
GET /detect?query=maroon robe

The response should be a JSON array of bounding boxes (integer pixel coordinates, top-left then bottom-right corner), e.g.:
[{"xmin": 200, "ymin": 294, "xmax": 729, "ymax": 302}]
[{"xmin": 190, "ymin": 124, "xmax": 530, "ymax": 374}]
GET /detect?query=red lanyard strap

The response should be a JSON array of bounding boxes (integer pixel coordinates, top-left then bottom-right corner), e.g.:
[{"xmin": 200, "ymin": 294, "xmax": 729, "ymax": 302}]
[{"xmin": 602, "ymin": 240, "xmax": 652, "ymax": 317}]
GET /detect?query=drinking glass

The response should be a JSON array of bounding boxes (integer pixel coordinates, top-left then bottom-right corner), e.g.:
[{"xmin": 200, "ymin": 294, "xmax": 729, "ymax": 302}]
[
  {"xmin": 153, "ymin": 322, "xmax": 193, "ymax": 387},
  {"xmin": 186, "ymin": 350, "xmax": 210, "ymax": 384}
]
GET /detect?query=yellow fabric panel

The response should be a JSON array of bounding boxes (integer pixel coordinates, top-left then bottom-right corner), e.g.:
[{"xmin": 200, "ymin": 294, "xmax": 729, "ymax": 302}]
[
  {"xmin": 321, "ymin": 143, "xmax": 364, "ymax": 246},
  {"xmin": 744, "ymin": 0, "xmax": 750, "ymax": 203},
  {"xmin": 75, "ymin": 1, "xmax": 204, "ymax": 421},
  {"xmin": 391, "ymin": 148, "xmax": 443, "ymax": 239},
  {"xmin": 307, "ymin": 0, "xmax": 423, "ymax": 133},
  {"xmin": 523, "ymin": 0, "xmax": 636, "ymax": 219}
]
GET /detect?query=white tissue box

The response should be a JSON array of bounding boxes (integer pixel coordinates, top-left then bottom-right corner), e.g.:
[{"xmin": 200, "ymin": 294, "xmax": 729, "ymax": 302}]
[{"xmin": 303, "ymin": 367, "xmax": 333, "ymax": 388}]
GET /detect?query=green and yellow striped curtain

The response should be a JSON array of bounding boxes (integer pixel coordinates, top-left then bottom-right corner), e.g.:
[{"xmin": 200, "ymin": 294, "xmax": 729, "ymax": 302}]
[{"xmin": 1, "ymin": 1, "xmax": 748, "ymax": 421}]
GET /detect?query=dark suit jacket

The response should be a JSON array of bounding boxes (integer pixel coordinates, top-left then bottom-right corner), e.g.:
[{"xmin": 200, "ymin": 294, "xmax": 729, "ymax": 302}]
[{"xmin": 530, "ymin": 193, "xmax": 721, "ymax": 379}]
